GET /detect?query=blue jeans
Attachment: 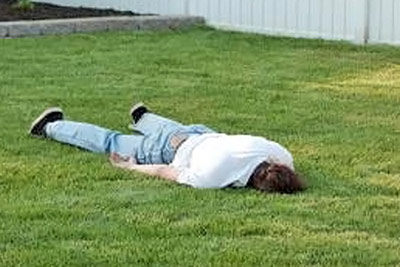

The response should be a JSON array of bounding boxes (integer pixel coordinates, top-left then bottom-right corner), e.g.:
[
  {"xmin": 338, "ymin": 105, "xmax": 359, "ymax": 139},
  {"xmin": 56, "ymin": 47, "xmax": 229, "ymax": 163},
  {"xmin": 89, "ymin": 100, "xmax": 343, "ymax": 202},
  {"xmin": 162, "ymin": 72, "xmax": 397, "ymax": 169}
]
[{"xmin": 45, "ymin": 113, "xmax": 215, "ymax": 164}]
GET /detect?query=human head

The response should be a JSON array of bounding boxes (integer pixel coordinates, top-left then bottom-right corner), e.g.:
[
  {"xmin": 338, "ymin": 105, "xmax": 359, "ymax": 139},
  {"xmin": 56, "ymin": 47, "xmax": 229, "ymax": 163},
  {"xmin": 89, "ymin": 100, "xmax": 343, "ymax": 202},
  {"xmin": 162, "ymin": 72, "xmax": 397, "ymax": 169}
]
[{"xmin": 247, "ymin": 161, "xmax": 305, "ymax": 194}]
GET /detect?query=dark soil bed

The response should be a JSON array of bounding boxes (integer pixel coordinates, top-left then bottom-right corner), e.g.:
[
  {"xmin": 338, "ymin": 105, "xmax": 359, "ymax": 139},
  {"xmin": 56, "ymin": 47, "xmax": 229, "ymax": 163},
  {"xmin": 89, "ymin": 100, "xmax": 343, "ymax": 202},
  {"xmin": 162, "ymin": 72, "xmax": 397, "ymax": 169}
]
[{"xmin": 0, "ymin": 0, "xmax": 140, "ymax": 22}]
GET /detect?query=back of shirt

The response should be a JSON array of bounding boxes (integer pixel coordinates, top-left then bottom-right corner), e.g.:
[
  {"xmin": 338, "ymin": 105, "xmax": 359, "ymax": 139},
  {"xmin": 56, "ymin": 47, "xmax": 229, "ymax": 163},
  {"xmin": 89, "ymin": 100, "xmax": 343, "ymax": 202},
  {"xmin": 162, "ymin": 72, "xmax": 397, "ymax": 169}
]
[{"xmin": 172, "ymin": 134, "xmax": 294, "ymax": 189}]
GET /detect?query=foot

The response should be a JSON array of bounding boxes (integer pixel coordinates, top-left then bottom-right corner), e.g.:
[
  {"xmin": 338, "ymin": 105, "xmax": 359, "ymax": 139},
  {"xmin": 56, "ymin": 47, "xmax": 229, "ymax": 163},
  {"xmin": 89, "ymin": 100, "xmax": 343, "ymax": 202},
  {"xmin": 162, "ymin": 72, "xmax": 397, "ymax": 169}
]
[
  {"xmin": 130, "ymin": 102, "xmax": 148, "ymax": 124},
  {"xmin": 29, "ymin": 107, "xmax": 63, "ymax": 137}
]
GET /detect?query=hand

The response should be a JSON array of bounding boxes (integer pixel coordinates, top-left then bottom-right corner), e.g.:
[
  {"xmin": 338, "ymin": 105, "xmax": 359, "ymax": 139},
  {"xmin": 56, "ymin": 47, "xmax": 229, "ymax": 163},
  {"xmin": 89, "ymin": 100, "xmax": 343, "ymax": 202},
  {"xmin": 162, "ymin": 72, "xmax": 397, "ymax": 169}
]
[{"xmin": 109, "ymin": 153, "xmax": 138, "ymax": 170}]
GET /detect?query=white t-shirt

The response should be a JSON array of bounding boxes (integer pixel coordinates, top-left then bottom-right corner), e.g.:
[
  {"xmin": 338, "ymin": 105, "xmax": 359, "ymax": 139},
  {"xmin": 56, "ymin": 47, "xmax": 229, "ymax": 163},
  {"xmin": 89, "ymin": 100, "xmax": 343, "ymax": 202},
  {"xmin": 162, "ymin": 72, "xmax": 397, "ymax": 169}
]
[{"xmin": 171, "ymin": 133, "xmax": 294, "ymax": 189}]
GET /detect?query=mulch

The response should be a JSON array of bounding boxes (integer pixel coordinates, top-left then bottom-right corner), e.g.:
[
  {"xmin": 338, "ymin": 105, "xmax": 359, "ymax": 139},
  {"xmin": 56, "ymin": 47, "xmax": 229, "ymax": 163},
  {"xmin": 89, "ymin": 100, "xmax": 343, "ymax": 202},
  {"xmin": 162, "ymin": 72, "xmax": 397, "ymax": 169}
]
[{"xmin": 0, "ymin": 0, "xmax": 140, "ymax": 21}]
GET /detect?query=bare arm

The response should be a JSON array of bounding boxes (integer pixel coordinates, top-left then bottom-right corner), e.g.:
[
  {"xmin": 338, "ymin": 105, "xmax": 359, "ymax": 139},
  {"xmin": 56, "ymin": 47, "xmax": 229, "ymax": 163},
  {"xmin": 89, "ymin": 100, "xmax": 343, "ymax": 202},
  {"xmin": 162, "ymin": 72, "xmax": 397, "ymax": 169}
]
[
  {"xmin": 109, "ymin": 153, "xmax": 179, "ymax": 182},
  {"xmin": 129, "ymin": 164, "xmax": 178, "ymax": 181}
]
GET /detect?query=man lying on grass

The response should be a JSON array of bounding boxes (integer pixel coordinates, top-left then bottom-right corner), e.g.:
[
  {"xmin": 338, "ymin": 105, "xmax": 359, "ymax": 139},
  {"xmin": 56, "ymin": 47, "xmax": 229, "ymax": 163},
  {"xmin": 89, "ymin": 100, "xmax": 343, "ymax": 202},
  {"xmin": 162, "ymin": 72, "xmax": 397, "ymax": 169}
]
[{"xmin": 29, "ymin": 103, "xmax": 305, "ymax": 193}]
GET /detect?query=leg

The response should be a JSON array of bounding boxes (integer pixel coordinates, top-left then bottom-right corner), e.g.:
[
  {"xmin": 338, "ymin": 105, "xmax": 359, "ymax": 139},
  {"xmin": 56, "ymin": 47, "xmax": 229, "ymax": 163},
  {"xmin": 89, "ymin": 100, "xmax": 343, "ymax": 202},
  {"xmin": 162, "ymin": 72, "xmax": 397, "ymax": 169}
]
[
  {"xmin": 130, "ymin": 113, "xmax": 215, "ymax": 164},
  {"xmin": 133, "ymin": 113, "xmax": 215, "ymax": 136},
  {"xmin": 45, "ymin": 120, "xmax": 144, "ymax": 157},
  {"xmin": 132, "ymin": 113, "xmax": 184, "ymax": 136}
]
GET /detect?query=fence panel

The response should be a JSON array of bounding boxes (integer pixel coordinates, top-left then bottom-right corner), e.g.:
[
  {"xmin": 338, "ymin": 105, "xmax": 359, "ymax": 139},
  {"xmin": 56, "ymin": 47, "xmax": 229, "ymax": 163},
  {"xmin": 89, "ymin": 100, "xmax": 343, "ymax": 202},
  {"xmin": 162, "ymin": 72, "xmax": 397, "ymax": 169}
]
[
  {"xmin": 369, "ymin": 0, "xmax": 400, "ymax": 45},
  {"xmin": 37, "ymin": 0, "xmax": 400, "ymax": 45},
  {"xmin": 191, "ymin": 0, "xmax": 364, "ymax": 42}
]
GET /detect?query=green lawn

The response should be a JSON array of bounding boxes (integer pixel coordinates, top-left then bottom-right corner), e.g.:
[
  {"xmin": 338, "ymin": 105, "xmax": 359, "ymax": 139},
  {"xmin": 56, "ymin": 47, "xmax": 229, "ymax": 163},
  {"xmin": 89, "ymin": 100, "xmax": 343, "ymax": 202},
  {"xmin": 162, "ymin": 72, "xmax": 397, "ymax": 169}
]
[{"xmin": 0, "ymin": 27, "xmax": 399, "ymax": 266}]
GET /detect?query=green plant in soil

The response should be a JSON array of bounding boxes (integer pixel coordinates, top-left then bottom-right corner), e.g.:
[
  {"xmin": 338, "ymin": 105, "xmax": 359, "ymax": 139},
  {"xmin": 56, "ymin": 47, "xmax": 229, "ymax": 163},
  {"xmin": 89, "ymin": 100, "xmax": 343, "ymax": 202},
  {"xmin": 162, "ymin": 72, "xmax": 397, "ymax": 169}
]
[
  {"xmin": 13, "ymin": 0, "xmax": 34, "ymax": 11},
  {"xmin": 0, "ymin": 27, "xmax": 399, "ymax": 266}
]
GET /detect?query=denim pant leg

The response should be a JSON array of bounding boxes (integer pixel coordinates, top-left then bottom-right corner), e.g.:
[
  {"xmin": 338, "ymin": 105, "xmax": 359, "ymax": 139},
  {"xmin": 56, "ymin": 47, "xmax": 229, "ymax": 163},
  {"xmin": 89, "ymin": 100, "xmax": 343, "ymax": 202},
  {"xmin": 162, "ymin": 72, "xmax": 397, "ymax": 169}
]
[
  {"xmin": 132, "ymin": 113, "xmax": 184, "ymax": 136},
  {"xmin": 131, "ymin": 113, "xmax": 185, "ymax": 164},
  {"xmin": 45, "ymin": 120, "xmax": 144, "ymax": 158},
  {"xmin": 183, "ymin": 124, "xmax": 216, "ymax": 135},
  {"xmin": 133, "ymin": 113, "xmax": 215, "ymax": 136},
  {"xmin": 132, "ymin": 113, "xmax": 217, "ymax": 164}
]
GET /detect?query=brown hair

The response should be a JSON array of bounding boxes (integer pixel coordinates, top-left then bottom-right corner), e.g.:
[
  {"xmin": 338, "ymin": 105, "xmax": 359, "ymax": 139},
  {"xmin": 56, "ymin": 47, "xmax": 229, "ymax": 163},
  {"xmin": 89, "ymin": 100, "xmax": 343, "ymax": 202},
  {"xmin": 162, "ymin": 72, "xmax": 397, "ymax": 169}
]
[{"xmin": 247, "ymin": 161, "xmax": 305, "ymax": 194}]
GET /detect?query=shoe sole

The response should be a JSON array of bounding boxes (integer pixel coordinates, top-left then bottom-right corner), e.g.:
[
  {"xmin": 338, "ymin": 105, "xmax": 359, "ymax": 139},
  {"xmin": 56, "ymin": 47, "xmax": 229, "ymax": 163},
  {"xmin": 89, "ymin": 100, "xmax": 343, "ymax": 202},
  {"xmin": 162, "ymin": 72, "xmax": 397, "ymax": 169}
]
[
  {"xmin": 129, "ymin": 102, "xmax": 145, "ymax": 117},
  {"xmin": 28, "ymin": 107, "xmax": 63, "ymax": 136}
]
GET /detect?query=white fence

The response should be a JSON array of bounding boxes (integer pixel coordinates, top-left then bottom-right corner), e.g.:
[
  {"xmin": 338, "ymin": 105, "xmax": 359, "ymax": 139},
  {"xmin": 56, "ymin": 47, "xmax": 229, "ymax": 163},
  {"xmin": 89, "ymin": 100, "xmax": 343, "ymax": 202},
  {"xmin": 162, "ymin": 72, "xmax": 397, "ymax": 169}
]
[{"xmin": 38, "ymin": 0, "xmax": 400, "ymax": 45}]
